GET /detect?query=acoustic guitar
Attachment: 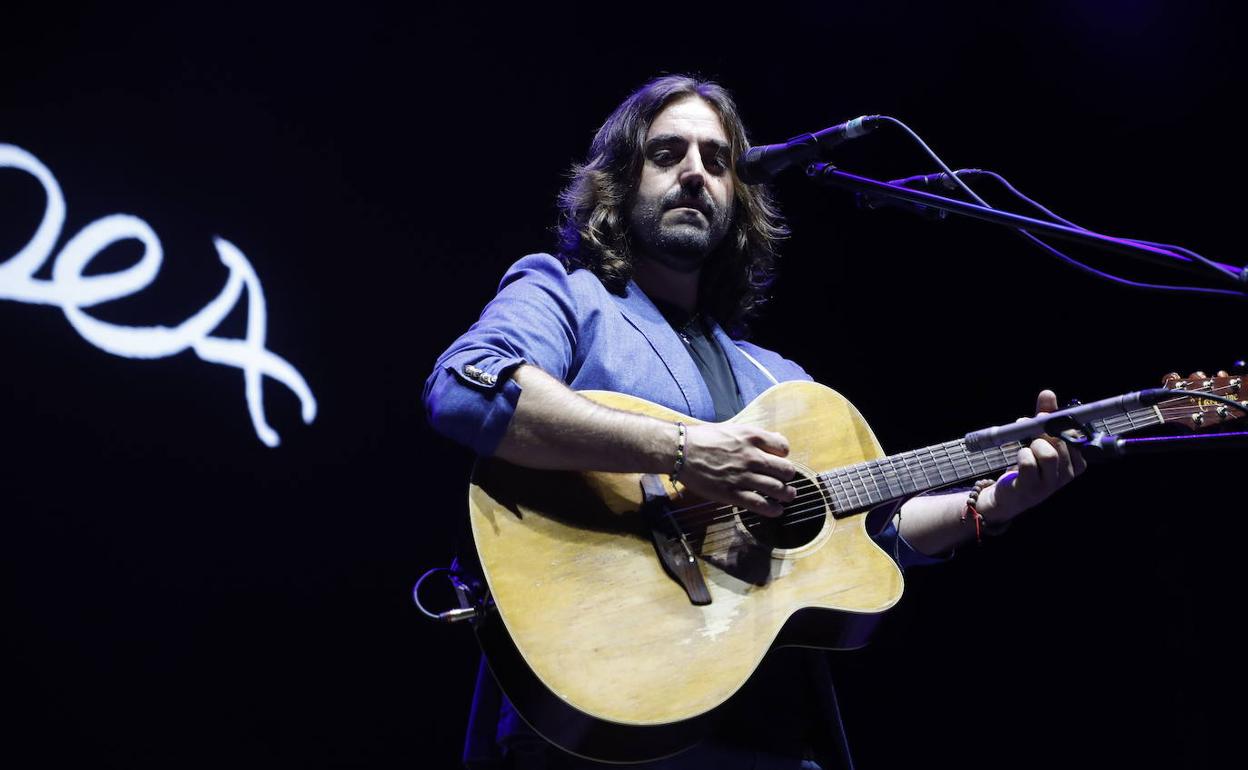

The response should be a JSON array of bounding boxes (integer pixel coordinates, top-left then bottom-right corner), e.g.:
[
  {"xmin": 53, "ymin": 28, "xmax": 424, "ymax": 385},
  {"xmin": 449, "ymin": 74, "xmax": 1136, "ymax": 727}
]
[{"xmin": 463, "ymin": 371, "xmax": 1243, "ymax": 763}]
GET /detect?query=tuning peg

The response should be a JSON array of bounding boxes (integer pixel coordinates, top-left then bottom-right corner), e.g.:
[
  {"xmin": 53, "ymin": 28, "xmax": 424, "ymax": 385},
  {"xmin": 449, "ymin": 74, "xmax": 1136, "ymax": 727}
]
[
  {"xmin": 1188, "ymin": 371, "xmax": 1208, "ymax": 380},
  {"xmin": 1217, "ymin": 370, "xmax": 1230, "ymax": 378},
  {"xmin": 1162, "ymin": 372, "xmax": 1182, "ymax": 386}
]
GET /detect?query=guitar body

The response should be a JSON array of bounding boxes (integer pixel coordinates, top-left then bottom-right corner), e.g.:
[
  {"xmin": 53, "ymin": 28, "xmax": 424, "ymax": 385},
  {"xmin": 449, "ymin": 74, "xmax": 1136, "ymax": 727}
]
[{"xmin": 468, "ymin": 381, "xmax": 905, "ymax": 762}]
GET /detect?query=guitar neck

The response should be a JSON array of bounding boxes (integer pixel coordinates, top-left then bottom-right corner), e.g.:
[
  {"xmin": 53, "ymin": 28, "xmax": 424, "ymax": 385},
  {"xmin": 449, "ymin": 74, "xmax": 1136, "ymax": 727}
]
[{"xmin": 816, "ymin": 404, "xmax": 1163, "ymax": 514}]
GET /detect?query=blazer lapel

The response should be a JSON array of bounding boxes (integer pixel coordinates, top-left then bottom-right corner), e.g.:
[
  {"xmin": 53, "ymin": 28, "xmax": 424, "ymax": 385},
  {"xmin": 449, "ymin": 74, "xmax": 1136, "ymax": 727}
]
[{"xmin": 613, "ymin": 281, "xmax": 714, "ymax": 420}]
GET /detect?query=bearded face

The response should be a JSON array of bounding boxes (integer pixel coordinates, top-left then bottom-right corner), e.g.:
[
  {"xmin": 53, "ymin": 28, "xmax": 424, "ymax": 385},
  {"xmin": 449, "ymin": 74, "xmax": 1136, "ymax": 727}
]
[{"xmin": 627, "ymin": 96, "xmax": 736, "ymax": 273}]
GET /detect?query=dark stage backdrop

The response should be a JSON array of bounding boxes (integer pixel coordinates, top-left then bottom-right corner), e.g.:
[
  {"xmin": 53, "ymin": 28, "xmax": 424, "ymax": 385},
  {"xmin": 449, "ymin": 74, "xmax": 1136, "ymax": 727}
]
[{"xmin": 3, "ymin": 3, "xmax": 1243, "ymax": 768}]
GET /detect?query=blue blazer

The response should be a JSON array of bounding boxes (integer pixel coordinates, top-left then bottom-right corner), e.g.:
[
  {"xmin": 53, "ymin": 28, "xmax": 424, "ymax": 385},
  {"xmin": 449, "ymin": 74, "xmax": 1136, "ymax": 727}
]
[{"xmin": 424, "ymin": 252, "xmax": 811, "ymax": 457}]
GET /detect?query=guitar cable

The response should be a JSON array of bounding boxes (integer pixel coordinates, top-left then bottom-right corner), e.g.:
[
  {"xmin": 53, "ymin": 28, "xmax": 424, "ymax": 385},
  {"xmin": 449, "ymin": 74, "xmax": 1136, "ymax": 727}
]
[{"xmin": 413, "ymin": 561, "xmax": 487, "ymax": 623}]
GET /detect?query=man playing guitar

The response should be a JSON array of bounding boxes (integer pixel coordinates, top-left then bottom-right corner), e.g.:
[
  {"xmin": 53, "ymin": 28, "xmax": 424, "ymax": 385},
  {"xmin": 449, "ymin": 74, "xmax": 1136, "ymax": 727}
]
[{"xmin": 424, "ymin": 75, "xmax": 1083, "ymax": 770}]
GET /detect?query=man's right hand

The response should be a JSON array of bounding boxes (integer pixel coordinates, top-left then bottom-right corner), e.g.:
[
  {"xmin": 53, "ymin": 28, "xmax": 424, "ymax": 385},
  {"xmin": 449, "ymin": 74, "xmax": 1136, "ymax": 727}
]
[
  {"xmin": 493, "ymin": 366, "xmax": 797, "ymax": 519},
  {"xmin": 678, "ymin": 423, "xmax": 797, "ymax": 518}
]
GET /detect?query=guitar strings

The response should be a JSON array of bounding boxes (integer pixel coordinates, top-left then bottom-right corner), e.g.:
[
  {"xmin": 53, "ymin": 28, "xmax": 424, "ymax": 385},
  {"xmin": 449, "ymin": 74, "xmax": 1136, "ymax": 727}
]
[
  {"xmin": 691, "ymin": 406, "xmax": 1185, "ymax": 554},
  {"xmin": 671, "ymin": 438, "xmax": 1025, "ymax": 538},
  {"xmin": 703, "ymin": 396, "xmax": 1240, "ymax": 540},
  {"xmin": 689, "ymin": 396, "xmax": 1241, "ymax": 554},
  {"xmin": 676, "ymin": 390, "xmax": 1240, "ymax": 552},
  {"xmin": 667, "ymin": 385, "xmax": 1240, "ymax": 529},
  {"xmin": 667, "ymin": 387, "xmax": 1243, "ymax": 554},
  {"xmin": 666, "ymin": 436, "xmax": 1021, "ymax": 528}
]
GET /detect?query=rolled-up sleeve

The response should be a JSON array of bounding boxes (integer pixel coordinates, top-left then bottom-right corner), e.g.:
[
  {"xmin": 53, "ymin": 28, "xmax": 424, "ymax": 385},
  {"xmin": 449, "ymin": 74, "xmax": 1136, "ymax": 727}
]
[{"xmin": 423, "ymin": 254, "xmax": 580, "ymax": 457}]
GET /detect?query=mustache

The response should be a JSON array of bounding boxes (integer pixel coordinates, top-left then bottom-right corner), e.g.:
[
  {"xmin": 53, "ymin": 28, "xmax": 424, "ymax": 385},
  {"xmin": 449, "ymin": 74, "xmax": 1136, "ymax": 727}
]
[{"xmin": 662, "ymin": 191, "xmax": 715, "ymax": 218}]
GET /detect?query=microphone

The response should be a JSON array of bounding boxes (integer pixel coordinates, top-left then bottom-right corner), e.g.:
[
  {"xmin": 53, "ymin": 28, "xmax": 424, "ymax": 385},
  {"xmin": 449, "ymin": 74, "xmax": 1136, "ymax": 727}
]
[
  {"xmin": 736, "ymin": 116, "xmax": 881, "ymax": 185},
  {"xmin": 963, "ymin": 389, "xmax": 1172, "ymax": 452}
]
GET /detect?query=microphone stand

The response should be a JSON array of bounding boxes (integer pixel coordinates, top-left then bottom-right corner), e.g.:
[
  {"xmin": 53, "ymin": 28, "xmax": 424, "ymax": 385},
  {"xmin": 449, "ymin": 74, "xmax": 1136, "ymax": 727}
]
[
  {"xmin": 804, "ymin": 162, "xmax": 1248, "ymax": 291},
  {"xmin": 807, "ymin": 162, "xmax": 1248, "ymax": 456}
]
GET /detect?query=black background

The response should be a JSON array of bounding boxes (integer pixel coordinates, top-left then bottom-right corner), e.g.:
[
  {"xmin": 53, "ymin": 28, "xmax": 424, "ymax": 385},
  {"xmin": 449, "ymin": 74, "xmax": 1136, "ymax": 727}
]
[{"xmin": 3, "ymin": 2, "xmax": 1243, "ymax": 767}]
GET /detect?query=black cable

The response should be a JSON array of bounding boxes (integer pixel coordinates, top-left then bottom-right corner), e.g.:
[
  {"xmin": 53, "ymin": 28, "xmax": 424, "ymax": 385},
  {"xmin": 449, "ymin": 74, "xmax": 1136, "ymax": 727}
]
[
  {"xmin": 873, "ymin": 118, "xmax": 1246, "ymax": 299},
  {"xmin": 951, "ymin": 168, "xmax": 1244, "ymax": 287}
]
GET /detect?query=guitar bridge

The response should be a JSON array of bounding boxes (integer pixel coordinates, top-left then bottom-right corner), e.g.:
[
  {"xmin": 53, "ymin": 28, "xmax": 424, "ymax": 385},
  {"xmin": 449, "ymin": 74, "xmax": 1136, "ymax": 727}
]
[{"xmin": 640, "ymin": 474, "xmax": 712, "ymax": 606}]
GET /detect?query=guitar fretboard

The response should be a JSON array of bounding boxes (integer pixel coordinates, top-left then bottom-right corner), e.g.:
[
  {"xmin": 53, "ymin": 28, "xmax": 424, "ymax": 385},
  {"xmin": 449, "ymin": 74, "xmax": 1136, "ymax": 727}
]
[{"xmin": 817, "ymin": 405, "xmax": 1163, "ymax": 514}]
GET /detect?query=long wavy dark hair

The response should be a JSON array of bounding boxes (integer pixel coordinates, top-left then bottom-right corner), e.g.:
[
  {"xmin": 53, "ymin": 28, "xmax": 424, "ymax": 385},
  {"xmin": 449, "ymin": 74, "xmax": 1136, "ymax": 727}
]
[{"xmin": 556, "ymin": 75, "xmax": 788, "ymax": 334}]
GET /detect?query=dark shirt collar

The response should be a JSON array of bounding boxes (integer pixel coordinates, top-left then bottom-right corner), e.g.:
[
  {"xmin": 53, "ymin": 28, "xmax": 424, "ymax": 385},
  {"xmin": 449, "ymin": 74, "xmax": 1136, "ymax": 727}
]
[{"xmin": 648, "ymin": 296, "xmax": 706, "ymax": 338}]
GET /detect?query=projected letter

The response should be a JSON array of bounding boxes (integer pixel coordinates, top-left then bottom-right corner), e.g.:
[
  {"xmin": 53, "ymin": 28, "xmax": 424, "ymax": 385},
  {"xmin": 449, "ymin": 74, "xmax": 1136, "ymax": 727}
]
[{"xmin": 0, "ymin": 143, "xmax": 317, "ymax": 447}]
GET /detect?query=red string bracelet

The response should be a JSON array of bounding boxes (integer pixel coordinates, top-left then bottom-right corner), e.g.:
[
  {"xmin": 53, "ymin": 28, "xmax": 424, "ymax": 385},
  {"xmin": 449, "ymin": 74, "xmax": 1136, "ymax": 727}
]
[{"xmin": 961, "ymin": 479, "xmax": 996, "ymax": 544}]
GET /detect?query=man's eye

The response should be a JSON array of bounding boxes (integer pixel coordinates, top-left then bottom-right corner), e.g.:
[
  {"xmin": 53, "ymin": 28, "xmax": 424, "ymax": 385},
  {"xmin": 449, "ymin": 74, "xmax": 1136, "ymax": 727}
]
[{"xmin": 652, "ymin": 150, "xmax": 677, "ymax": 164}]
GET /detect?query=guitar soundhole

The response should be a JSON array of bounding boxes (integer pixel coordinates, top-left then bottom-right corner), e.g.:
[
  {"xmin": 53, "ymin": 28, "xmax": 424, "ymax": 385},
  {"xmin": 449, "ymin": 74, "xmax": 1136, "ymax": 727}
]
[{"xmin": 743, "ymin": 471, "xmax": 828, "ymax": 550}]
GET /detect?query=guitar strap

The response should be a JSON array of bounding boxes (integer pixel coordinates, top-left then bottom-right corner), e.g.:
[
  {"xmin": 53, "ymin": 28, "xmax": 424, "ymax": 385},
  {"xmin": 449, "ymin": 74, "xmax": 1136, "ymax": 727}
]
[{"xmin": 735, "ymin": 346, "xmax": 779, "ymax": 386}]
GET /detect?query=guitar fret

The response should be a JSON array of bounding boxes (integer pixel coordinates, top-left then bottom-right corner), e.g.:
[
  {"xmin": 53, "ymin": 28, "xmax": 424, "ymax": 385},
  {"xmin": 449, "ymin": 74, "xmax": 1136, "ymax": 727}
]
[
  {"xmin": 939, "ymin": 442, "xmax": 957, "ymax": 478},
  {"xmin": 956, "ymin": 441, "xmax": 980, "ymax": 477},
  {"xmin": 840, "ymin": 468, "xmax": 863, "ymax": 510},
  {"xmin": 863, "ymin": 461, "xmax": 883, "ymax": 504},
  {"xmin": 911, "ymin": 450, "xmax": 933, "ymax": 488},
  {"xmin": 931, "ymin": 446, "xmax": 950, "ymax": 483},
  {"xmin": 956, "ymin": 442, "xmax": 977, "ymax": 479},
  {"xmin": 877, "ymin": 456, "xmax": 899, "ymax": 498},
  {"xmin": 968, "ymin": 443, "xmax": 992, "ymax": 476},
  {"xmin": 848, "ymin": 466, "xmax": 865, "ymax": 507},
  {"xmin": 1132, "ymin": 407, "xmax": 1160, "ymax": 429},
  {"xmin": 899, "ymin": 454, "xmax": 920, "ymax": 495},
  {"xmin": 847, "ymin": 468, "xmax": 862, "ymax": 507},
  {"xmin": 853, "ymin": 464, "xmax": 873, "ymax": 506},
  {"xmin": 987, "ymin": 445, "xmax": 1010, "ymax": 472},
  {"xmin": 974, "ymin": 447, "xmax": 994, "ymax": 475},
  {"xmin": 823, "ymin": 472, "xmax": 846, "ymax": 513},
  {"xmin": 862, "ymin": 462, "xmax": 883, "ymax": 502},
  {"xmin": 832, "ymin": 471, "xmax": 849, "ymax": 510},
  {"xmin": 865, "ymin": 462, "xmax": 886, "ymax": 505},
  {"xmin": 939, "ymin": 442, "xmax": 962, "ymax": 481},
  {"xmin": 929, "ymin": 446, "xmax": 947, "ymax": 483},
  {"xmin": 822, "ymin": 475, "xmax": 841, "ymax": 512},
  {"xmin": 892, "ymin": 452, "xmax": 914, "ymax": 494},
  {"xmin": 916, "ymin": 448, "xmax": 939, "ymax": 486},
  {"xmin": 844, "ymin": 468, "xmax": 863, "ymax": 509},
  {"xmin": 840, "ymin": 468, "xmax": 857, "ymax": 508},
  {"xmin": 891, "ymin": 452, "xmax": 910, "ymax": 492},
  {"xmin": 914, "ymin": 448, "xmax": 932, "ymax": 485},
  {"xmin": 884, "ymin": 455, "xmax": 910, "ymax": 497}
]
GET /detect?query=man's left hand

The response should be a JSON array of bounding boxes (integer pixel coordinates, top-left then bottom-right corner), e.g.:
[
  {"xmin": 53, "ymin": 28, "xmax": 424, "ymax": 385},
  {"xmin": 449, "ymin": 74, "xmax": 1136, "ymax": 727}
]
[{"xmin": 974, "ymin": 389, "xmax": 1088, "ymax": 525}]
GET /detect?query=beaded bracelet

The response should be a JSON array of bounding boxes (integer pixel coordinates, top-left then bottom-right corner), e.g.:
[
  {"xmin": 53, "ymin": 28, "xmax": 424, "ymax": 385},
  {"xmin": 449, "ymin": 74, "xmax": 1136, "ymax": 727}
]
[
  {"xmin": 961, "ymin": 478, "xmax": 996, "ymax": 544},
  {"xmin": 671, "ymin": 422, "xmax": 688, "ymax": 484}
]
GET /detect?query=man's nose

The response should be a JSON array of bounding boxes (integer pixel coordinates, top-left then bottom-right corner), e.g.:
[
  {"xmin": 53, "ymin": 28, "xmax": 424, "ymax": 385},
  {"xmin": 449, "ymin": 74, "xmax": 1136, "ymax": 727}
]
[{"xmin": 678, "ymin": 155, "xmax": 707, "ymax": 193}]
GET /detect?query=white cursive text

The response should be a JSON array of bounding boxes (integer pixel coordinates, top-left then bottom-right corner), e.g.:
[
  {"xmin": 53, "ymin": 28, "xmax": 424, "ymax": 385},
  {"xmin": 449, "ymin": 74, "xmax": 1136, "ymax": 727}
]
[{"xmin": 0, "ymin": 143, "xmax": 317, "ymax": 447}]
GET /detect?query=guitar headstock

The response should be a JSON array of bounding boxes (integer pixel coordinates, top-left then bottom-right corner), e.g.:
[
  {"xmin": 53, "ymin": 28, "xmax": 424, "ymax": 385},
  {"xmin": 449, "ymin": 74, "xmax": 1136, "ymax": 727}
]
[{"xmin": 1156, "ymin": 369, "xmax": 1247, "ymax": 431}]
